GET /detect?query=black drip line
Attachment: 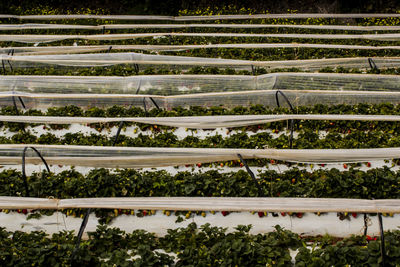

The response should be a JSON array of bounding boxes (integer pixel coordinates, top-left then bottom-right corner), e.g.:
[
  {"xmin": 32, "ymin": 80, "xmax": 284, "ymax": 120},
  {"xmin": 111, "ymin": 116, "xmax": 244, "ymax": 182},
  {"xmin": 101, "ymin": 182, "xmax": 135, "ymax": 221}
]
[
  {"xmin": 275, "ymin": 90, "xmax": 295, "ymax": 149},
  {"xmin": 21, "ymin": 147, "xmax": 50, "ymax": 197}
]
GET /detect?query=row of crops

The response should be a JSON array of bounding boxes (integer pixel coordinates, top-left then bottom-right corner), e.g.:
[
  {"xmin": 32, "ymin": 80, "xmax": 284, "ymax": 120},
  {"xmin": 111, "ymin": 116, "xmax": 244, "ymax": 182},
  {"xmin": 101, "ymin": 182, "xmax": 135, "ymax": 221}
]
[{"xmin": 1, "ymin": 11, "xmax": 400, "ymax": 266}]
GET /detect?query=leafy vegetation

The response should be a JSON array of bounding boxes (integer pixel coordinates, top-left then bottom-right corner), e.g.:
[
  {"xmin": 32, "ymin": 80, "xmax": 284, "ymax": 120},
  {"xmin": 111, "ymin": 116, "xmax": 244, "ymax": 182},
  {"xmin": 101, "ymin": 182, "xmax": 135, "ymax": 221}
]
[{"xmin": 1, "ymin": 223, "xmax": 400, "ymax": 266}]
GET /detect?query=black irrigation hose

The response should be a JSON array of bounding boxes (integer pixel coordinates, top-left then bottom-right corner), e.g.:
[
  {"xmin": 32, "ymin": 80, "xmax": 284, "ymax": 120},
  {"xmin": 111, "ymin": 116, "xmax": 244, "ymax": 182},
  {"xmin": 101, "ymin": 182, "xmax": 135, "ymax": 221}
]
[
  {"xmin": 21, "ymin": 146, "xmax": 50, "ymax": 197},
  {"xmin": 364, "ymin": 213, "xmax": 368, "ymax": 236},
  {"xmin": 368, "ymin": 58, "xmax": 380, "ymax": 74},
  {"xmin": 251, "ymin": 65, "xmax": 256, "ymax": 75},
  {"xmin": 133, "ymin": 63, "xmax": 140, "ymax": 74},
  {"xmin": 275, "ymin": 90, "xmax": 295, "ymax": 149},
  {"xmin": 71, "ymin": 208, "xmax": 91, "ymax": 266},
  {"xmin": 378, "ymin": 213, "xmax": 386, "ymax": 267},
  {"xmin": 237, "ymin": 154, "xmax": 263, "ymax": 197},
  {"xmin": 1, "ymin": 60, "xmax": 5, "ymax": 75}
]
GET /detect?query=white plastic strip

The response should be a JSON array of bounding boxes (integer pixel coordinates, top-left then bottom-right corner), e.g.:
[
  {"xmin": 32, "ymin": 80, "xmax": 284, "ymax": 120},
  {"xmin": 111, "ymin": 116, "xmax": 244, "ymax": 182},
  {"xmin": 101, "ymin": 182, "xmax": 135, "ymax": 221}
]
[
  {"xmin": 2, "ymin": 43, "xmax": 400, "ymax": 51},
  {"xmin": 4, "ymin": 32, "xmax": 400, "ymax": 43},
  {"xmin": 1, "ymin": 114, "xmax": 400, "ymax": 128},
  {"xmin": 2, "ymin": 73, "xmax": 400, "ymax": 96},
  {"xmin": 1, "ymin": 144, "xmax": 400, "ymax": 167},
  {"xmin": 2, "ymin": 52, "xmax": 400, "ymax": 71},
  {"xmin": 0, "ymin": 196, "xmax": 398, "ymax": 213},
  {"xmin": 2, "ymin": 13, "xmax": 400, "ymax": 21},
  {"xmin": 2, "ymin": 23, "xmax": 400, "ymax": 31}
]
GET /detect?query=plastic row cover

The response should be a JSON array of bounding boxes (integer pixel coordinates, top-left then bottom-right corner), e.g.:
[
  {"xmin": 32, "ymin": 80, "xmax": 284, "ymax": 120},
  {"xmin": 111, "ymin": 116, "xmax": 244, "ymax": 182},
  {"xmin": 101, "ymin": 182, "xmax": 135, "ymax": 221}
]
[
  {"xmin": 4, "ymin": 33, "xmax": 400, "ymax": 43},
  {"xmin": 2, "ymin": 23, "xmax": 400, "ymax": 31},
  {"xmin": 2, "ymin": 90, "xmax": 400, "ymax": 109},
  {"xmin": 0, "ymin": 196, "xmax": 399, "ymax": 213},
  {"xmin": 1, "ymin": 144, "xmax": 400, "ymax": 167},
  {"xmin": 1, "ymin": 52, "xmax": 400, "ymax": 71},
  {"xmin": 3, "ymin": 73, "xmax": 400, "ymax": 96},
  {"xmin": 2, "ymin": 114, "xmax": 400, "ymax": 128},
  {"xmin": 1, "ymin": 13, "xmax": 400, "ymax": 20},
  {"xmin": 2, "ymin": 43, "xmax": 400, "ymax": 54}
]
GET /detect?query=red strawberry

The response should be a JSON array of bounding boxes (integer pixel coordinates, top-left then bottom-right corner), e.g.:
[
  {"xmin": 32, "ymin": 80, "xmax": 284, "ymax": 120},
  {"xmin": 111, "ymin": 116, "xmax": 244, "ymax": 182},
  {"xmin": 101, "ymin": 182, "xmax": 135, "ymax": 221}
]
[
  {"xmin": 142, "ymin": 210, "xmax": 148, "ymax": 216},
  {"xmin": 240, "ymin": 163, "xmax": 244, "ymax": 167},
  {"xmin": 291, "ymin": 178, "xmax": 296, "ymax": 184},
  {"xmin": 221, "ymin": 211, "xmax": 229, "ymax": 216},
  {"xmin": 118, "ymin": 209, "xmax": 122, "ymax": 215},
  {"xmin": 367, "ymin": 162, "xmax": 371, "ymax": 167},
  {"xmin": 296, "ymin": 212, "xmax": 303, "ymax": 218},
  {"xmin": 197, "ymin": 163, "xmax": 202, "ymax": 168},
  {"xmin": 320, "ymin": 164, "xmax": 325, "ymax": 167},
  {"xmin": 351, "ymin": 212, "xmax": 357, "ymax": 218},
  {"xmin": 258, "ymin": 211, "xmax": 264, "ymax": 218},
  {"xmin": 270, "ymin": 159, "xmax": 275, "ymax": 164},
  {"xmin": 280, "ymin": 212, "xmax": 286, "ymax": 216},
  {"xmin": 220, "ymin": 163, "xmax": 224, "ymax": 167},
  {"xmin": 22, "ymin": 209, "xmax": 27, "ymax": 215},
  {"xmin": 277, "ymin": 192, "xmax": 281, "ymax": 197},
  {"xmin": 343, "ymin": 163, "xmax": 348, "ymax": 169}
]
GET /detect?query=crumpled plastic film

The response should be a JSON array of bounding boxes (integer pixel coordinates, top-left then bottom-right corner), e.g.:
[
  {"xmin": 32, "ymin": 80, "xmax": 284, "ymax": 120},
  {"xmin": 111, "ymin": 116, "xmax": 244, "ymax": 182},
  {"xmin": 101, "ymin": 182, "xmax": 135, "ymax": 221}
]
[
  {"xmin": 1, "ymin": 13, "xmax": 400, "ymax": 20},
  {"xmin": 0, "ymin": 114, "xmax": 400, "ymax": 128},
  {"xmin": 4, "ymin": 32, "xmax": 400, "ymax": 43},
  {"xmin": 1, "ymin": 52, "xmax": 400, "ymax": 71},
  {"xmin": 0, "ymin": 196, "xmax": 399, "ymax": 213},
  {"xmin": 1, "ymin": 73, "xmax": 399, "ymax": 96},
  {"xmin": 1, "ymin": 144, "xmax": 400, "ymax": 167},
  {"xmin": 2, "ymin": 23, "xmax": 400, "ymax": 31}
]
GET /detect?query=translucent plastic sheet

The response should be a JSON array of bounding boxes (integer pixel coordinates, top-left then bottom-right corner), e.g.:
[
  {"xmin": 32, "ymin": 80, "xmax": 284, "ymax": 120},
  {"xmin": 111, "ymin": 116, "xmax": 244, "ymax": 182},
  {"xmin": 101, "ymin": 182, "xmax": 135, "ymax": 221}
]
[
  {"xmin": 2, "ymin": 73, "xmax": 400, "ymax": 97},
  {"xmin": 0, "ymin": 196, "xmax": 399, "ymax": 213},
  {"xmin": 1, "ymin": 144, "xmax": 400, "ymax": 167},
  {"xmin": 2, "ymin": 43, "xmax": 400, "ymax": 53},
  {"xmin": 0, "ymin": 75, "xmax": 261, "ymax": 95},
  {"xmin": 2, "ymin": 90, "xmax": 400, "ymax": 109},
  {"xmin": 2, "ymin": 23, "xmax": 400, "ymax": 31},
  {"xmin": 4, "ymin": 33, "xmax": 400, "ymax": 43},
  {"xmin": 1, "ymin": 13, "xmax": 400, "ymax": 21},
  {"xmin": 2, "ymin": 52, "xmax": 400, "ymax": 71},
  {"xmin": 1, "ymin": 114, "xmax": 400, "ymax": 128}
]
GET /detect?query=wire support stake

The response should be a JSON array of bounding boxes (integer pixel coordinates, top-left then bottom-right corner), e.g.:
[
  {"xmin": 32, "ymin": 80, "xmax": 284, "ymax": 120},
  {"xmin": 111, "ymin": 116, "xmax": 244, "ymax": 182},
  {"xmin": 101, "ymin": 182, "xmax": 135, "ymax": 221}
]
[
  {"xmin": 275, "ymin": 90, "xmax": 295, "ymax": 149},
  {"xmin": 70, "ymin": 208, "xmax": 91, "ymax": 265},
  {"xmin": 378, "ymin": 212, "xmax": 386, "ymax": 267},
  {"xmin": 21, "ymin": 146, "xmax": 50, "ymax": 197},
  {"xmin": 363, "ymin": 213, "xmax": 369, "ymax": 236},
  {"xmin": 368, "ymin": 58, "xmax": 380, "ymax": 74},
  {"xmin": 251, "ymin": 65, "xmax": 256, "ymax": 76},
  {"xmin": 237, "ymin": 154, "xmax": 263, "ymax": 197}
]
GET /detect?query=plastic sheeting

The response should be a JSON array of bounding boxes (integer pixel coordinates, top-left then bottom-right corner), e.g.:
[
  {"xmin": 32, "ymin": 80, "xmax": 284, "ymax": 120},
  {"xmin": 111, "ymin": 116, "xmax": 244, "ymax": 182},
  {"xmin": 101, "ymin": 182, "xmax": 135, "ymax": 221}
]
[
  {"xmin": 4, "ymin": 32, "xmax": 400, "ymax": 43},
  {"xmin": 0, "ymin": 196, "xmax": 399, "ymax": 213},
  {"xmin": 1, "ymin": 144, "xmax": 400, "ymax": 167},
  {"xmin": 1, "ymin": 114, "xmax": 400, "ymax": 128},
  {"xmin": 2, "ymin": 90, "xmax": 400, "ymax": 109},
  {"xmin": 2, "ymin": 43, "xmax": 400, "ymax": 53},
  {"xmin": 2, "ymin": 13, "xmax": 400, "ymax": 20},
  {"xmin": 1, "ymin": 73, "xmax": 400, "ymax": 96},
  {"xmin": 2, "ymin": 23, "xmax": 400, "ymax": 31},
  {"xmin": 1, "ymin": 52, "xmax": 400, "ymax": 71}
]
